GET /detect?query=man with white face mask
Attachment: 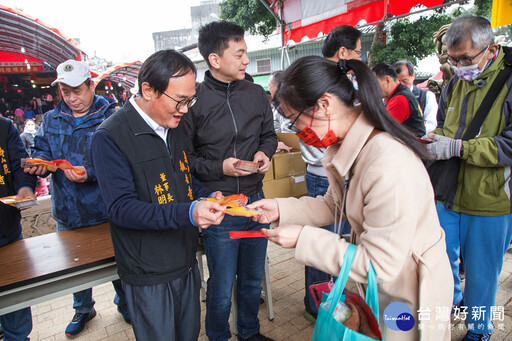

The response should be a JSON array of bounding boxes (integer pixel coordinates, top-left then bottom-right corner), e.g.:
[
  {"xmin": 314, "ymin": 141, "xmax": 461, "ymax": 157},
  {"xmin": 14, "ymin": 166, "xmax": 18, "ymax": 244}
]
[{"xmin": 424, "ymin": 16, "xmax": 512, "ymax": 341}]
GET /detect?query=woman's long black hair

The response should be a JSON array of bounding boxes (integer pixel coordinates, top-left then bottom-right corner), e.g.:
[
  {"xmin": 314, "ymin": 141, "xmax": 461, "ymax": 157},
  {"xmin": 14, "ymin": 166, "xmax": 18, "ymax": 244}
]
[{"xmin": 275, "ymin": 56, "xmax": 429, "ymax": 159}]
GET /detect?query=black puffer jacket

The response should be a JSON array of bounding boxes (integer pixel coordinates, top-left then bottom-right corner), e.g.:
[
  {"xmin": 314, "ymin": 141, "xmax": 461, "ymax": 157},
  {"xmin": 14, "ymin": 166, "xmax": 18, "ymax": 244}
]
[{"xmin": 183, "ymin": 71, "xmax": 277, "ymax": 196}]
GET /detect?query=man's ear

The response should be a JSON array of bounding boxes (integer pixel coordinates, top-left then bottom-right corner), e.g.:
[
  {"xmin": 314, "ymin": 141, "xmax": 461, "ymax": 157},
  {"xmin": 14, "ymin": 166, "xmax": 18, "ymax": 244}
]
[
  {"xmin": 140, "ymin": 82, "xmax": 154, "ymax": 100},
  {"xmin": 89, "ymin": 80, "xmax": 97, "ymax": 91},
  {"xmin": 337, "ymin": 46, "xmax": 349, "ymax": 59},
  {"xmin": 208, "ymin": 53, "xmax": 220, "ymax": 69},
  {"xmin": 488, "ymin": 44, "xmax": 499, "ymax": 59}
]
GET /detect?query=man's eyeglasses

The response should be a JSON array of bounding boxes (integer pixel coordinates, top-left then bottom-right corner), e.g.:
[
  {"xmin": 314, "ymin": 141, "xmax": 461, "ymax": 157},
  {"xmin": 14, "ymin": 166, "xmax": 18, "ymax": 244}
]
[
  {"xmin": 351, "ymin": 49, "xmax": 363, "ymax": 57},
  {"xmin": 162, "ymin": 92, "xmax": 198, "ymax": 111},
  {"xmin": 287, "ymin": 108, "xmax": 305, "ymax": 132},
  {"xmin": 447, "ymin": 45, "xmax": 489, "ymax": 67}
]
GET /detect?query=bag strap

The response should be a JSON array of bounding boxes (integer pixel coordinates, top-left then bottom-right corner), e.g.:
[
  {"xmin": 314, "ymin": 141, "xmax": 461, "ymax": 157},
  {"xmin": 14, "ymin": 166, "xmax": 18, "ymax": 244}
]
[
  {"xmin": 365, "ymin": 262, "xmax": 379, "ymax": 323},
  {"xmin": 326, "ymin": 244, "xmax": 356, "ymax": 315},
  {"xmin": 326, "ymin": 244, "xmax": 379, "ymax": 322},
  {"xmin": 462, "ymin": 52, "xmax": 512, "ymax": 141}
]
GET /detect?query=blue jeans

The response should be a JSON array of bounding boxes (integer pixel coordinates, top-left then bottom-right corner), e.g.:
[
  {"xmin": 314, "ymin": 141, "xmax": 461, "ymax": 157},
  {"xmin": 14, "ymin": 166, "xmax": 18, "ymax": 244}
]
[
  {"xmin": 202, "ymin": 190, "xmax": 268, "ymax": 341},
  {"xmin": 56, "ymin": 222, "xmax": 126, "ymax": 313},
  {"xmin": 436, "ymin": 202, "xmax": 512, "ymax": 334},
  {"xmin": 304, "ymin": 171, "xmax": 350, "ymax": 315},
  {"xmin": 0, "ymin": 232, "xmax": 32, "ymax": 340}
]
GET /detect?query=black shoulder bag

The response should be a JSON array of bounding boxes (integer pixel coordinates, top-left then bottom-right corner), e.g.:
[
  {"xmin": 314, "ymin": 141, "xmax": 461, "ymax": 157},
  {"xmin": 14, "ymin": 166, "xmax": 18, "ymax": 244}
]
[{"xmin": 427, "ymin": 47, "xmax": 512, "ymax": 209}]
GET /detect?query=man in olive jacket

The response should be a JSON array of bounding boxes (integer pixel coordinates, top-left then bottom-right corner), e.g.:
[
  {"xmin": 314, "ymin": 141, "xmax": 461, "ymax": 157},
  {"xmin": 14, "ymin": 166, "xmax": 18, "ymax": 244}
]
[{"xmin": 425, "ymin": 16, "xmax": 512, "ymax": 341}]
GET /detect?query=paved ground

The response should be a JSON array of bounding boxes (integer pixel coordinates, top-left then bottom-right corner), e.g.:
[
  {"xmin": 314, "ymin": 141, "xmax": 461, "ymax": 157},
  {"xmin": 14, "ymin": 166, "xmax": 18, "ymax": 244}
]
[{"xmin": 24, "ymin": 243, "xmax": 512, "ymax": 341}]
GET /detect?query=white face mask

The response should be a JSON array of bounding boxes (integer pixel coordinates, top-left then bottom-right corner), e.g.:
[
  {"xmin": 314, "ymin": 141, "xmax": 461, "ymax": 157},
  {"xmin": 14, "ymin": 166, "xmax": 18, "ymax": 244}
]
[
  {"xmin": 452, "ymin": 47, "xmax": 489, "ymax": 82},
  {"xmin": 24, "ymin": 124, "xmax": 36, "ymax": 133}
]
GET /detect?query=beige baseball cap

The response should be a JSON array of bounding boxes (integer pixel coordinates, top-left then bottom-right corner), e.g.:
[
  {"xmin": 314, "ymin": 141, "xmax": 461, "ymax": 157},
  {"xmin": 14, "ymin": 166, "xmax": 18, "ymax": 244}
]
[{"xmin": 51, "ymin": 60, "xmax": 91, "ymax": 87}]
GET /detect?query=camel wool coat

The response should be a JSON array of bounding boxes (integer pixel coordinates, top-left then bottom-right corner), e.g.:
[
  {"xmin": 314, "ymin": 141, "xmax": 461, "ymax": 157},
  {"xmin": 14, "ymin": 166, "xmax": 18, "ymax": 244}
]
[{"xmin": 276, "ymin": 114, "xmax": 453, "ymax": 341}]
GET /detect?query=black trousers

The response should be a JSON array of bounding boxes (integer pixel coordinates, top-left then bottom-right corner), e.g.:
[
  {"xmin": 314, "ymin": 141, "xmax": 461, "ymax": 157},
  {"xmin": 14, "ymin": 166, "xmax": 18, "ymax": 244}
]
[{"xmin": 123, "ymin": 265, "xmax": 201, "ymax": 341}]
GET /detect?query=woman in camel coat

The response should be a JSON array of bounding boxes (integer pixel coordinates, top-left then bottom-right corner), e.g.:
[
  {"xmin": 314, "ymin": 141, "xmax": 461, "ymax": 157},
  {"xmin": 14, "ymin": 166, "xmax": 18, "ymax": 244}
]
[{"xmin": 249, "ymin": 57, "xmax": 453, "ymax": 341}]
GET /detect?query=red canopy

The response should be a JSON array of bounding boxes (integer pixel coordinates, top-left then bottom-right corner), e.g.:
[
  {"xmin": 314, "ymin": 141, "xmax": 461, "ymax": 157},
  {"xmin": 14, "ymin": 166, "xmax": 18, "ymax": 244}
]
[
  {"xmin": 92, "ymin": 61, "xmax": 141, "ymax": 90},
  {"xmin": 268, "ymin": 0, "xmax": 445, "ymax": 44},
  {"xmin": 417, "ymin": 70, "xmax": 443, "ymax": 90},
  {"xmin": 0, "ymin": 5, "xmax": 87, "ymax": 69},
  {"xmin": 0, "ymin": 51, "xmax": 45, "ymax": 73}
]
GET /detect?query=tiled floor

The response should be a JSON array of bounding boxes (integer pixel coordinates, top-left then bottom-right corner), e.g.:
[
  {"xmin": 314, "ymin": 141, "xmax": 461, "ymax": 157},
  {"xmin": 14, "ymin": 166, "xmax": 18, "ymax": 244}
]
[{"xmin": 25, "ymin": 244, "xmax": 512, "ymax": 341}]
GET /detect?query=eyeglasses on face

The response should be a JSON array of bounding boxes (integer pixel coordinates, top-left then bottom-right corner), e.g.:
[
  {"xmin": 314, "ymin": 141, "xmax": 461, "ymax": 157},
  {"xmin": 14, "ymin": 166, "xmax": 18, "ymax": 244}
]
[
  {"xmin": 287, "ymin": 108, "xmax": 305, "ymax": 132},
  {"xmin": 162, "ymin": 92, "xmax": 198, "ymax": 110},
  {"xmin": 447, "ymin": 45, "xmax": 489, "ymax": 67},
  {"xmin": 351, "ymin": 49, "xmax": 363, "ymax": 56}
]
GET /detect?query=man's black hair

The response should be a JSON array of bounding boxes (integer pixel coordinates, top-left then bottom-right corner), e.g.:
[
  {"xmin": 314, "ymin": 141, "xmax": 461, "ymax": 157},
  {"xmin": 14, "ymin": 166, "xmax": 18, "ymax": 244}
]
[
  {"xmin": 198, "ymin": 21, "xmax": 245, "ymax": 68},
  {"xmin": 322, "ymin": 25, "xmax": 362, "ymax": 58},
  {"xmin": 137, "ymin": 49, "xmax": 196, "ymax": 96},
  {"xmin": 372, "ymin": 62, "xmax": 398, "ymax": 81}
]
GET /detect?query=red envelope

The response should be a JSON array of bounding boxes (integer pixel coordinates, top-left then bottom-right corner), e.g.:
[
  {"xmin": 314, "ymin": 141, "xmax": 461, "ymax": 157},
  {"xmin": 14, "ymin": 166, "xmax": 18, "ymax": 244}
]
[{"xmin": 229, "ymin": 231, "xmax": 266, "ymax": 239}]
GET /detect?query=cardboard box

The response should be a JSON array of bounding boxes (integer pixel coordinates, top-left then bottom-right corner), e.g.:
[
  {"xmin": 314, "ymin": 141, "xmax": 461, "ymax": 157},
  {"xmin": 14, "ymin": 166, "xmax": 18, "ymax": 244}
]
[
  {"xmin": 262, "ymin": 159, "xmax": 274, "ymax": 182},
  {"xmin": 273, "ymin": 152, "xmax": 306, "ymax": 179},
  {"xmin": 262, "ymin": 178, "xmax": 289, "ymax": 199},
  {"xmin": 272, "ymin": 132, "xmax": 307, "ymax": 180},
  {"xmin": 290, "ymin": 174, "xmax": 307, "ymax": 197},
  {"xmin": 262, "ymin": 173, "xmax": 307, "ymax": 199},
  {"xmin": 276, "ymin": 132, "xmax": 301, "ymax": 150}
]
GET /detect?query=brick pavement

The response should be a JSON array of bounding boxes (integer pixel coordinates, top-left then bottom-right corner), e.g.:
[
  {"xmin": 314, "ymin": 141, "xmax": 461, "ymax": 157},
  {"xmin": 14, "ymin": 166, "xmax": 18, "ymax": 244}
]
[{"xmin": 24, "ymin": 244, "xmax": 512, "ymax": 340}]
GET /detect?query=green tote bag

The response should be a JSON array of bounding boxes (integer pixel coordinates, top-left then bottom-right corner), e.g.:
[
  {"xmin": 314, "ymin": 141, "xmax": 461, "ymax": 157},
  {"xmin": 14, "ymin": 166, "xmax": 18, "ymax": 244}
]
[{"xmin": 312, "ymin": 243, "xmax": 381, "ymax": 341}]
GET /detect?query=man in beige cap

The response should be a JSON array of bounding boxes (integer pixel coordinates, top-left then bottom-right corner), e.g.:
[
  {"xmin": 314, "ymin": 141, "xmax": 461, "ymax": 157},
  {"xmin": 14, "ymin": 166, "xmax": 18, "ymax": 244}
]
[{"xmin": 24, "ymin": 59, "xmax": 131, "ymax": 337}]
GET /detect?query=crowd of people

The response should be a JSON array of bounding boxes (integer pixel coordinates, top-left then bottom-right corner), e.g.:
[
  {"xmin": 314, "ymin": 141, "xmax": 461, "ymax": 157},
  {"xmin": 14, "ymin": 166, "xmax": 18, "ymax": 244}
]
[
  {"xmin": 0, "ymin": 14, "xmax": 510, "ymax": 341},
  {"xmin": 0, "ymin": 95, "xmax": 55, "ymax": 131}
]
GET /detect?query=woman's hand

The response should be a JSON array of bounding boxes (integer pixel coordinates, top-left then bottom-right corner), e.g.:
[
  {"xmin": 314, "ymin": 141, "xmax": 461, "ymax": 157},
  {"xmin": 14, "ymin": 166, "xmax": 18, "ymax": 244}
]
[
  {"xmin": 262, "ymin": 224, "xmax": 303, "ymax": 248},
  {"xmin": 247, "ymin": 199, "xmax": 279, "ymax": 224}
]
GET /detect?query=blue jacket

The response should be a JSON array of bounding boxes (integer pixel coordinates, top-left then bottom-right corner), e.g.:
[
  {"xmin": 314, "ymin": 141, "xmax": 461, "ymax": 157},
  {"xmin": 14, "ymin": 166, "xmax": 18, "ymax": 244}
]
[{"xmin": 33, "ymin": 95, "xmax": 116, "ymax": 228}]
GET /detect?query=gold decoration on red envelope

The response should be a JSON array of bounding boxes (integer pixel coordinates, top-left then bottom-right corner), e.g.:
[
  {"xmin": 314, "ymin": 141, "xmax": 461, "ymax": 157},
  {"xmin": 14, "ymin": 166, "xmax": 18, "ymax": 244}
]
[
  {"xmin": 21, "ymin": 158, "xmax": 85, "ymax": 175},
  {"xmin": 233, "ymin": 160, "xmax": 259, "ymax": 173},
  {"xmin": 223, "ymin": 206, "xmax": 265, "ymax": 217},
  {"xmin": 205, "ymin": 194, "xmax": 265, "ymax": 217},
  {"xmin": 0, "ymin": 195, "xmax": 39, "ymax": 209}
]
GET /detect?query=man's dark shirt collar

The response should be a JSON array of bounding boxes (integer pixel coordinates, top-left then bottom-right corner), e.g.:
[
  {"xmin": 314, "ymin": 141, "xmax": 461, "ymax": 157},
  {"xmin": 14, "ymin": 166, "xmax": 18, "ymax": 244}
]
[{"xmin": 204, "ymin": 70, "xmax": 240, "ymax": 91}]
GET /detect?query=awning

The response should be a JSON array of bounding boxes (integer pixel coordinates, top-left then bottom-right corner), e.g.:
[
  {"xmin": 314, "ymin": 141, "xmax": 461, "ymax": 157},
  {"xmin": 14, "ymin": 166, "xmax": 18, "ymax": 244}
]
[
  {"xmin": 92, "ymin": 61, "xmax": 142, "ymax": 90},
  {"xmin": 0, "ymin": 5, "xmax": 87, "ymax": 69},
  {"xmin": 0, "ymin": 51, "xmax": 45, "ymax": 73},
  {"xmin": 417, "ymin": 70, "xmax": 443, "ymax": 90},
  {"xmin": 267, "ymin": 0, "xmax": 445, "ymax": 45}
]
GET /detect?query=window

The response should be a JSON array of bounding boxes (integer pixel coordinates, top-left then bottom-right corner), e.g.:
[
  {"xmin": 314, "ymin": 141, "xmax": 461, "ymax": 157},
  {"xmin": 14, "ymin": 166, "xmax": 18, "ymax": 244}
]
[{"xmin": 256, "ymin": 58, "xmax": 271, "ymax": 74}]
